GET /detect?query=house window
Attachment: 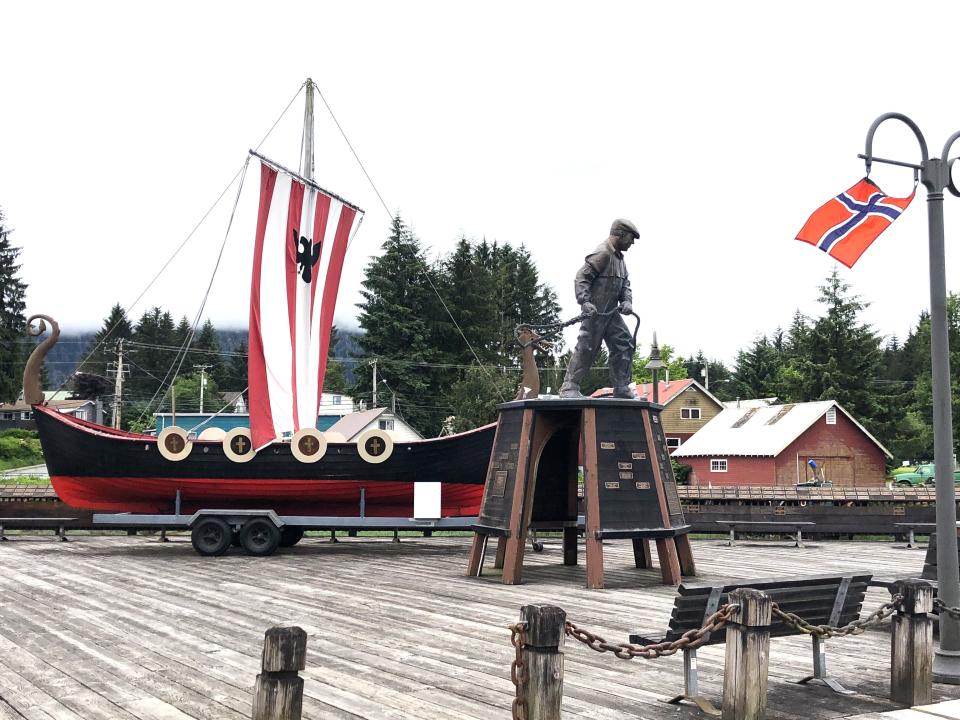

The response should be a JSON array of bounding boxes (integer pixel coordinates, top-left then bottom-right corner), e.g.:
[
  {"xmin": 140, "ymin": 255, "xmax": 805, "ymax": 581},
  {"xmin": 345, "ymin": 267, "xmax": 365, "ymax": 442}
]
[
  {"xmin": 666, "ymin": 437, "xmax": 681, "ymax": 449},
  {"xmin": 332, "ymin": 395, "xmax": 342, "ymax": 406},
  {"xmin": 379, "ymin": 419, "xmax": 395, "ymax": 431},
  {"xmin": 710, "ymin": 458, "xmax": 728, "ymax": 472},
  {"xmin": 20, "ymin": 411, "xmax": 32, "ymax": 420},
  {"xmin": 825, "ymin": 408, "xmax": 837, "ymax": 425},
  {"xmin": 0, "ymin": 412, "xmax": 12, "ymax": 420},
  {"xmin": 681, "ymin": 407, "xmax": 701, "ymax": 420}
]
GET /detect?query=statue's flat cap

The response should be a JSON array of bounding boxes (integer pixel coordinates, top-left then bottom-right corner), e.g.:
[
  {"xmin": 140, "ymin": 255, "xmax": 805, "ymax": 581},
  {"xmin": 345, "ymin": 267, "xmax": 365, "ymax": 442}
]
[{"xmin": 611, "ymin": 218, "xmax": 639, "ymax": 238}]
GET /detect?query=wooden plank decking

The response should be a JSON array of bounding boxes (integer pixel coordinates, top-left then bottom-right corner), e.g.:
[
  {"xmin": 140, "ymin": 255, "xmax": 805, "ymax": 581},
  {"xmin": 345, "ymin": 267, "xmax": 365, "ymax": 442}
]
[{"xmin": 0, "ymin": 534, "xmax": 953, "ymax": 719}]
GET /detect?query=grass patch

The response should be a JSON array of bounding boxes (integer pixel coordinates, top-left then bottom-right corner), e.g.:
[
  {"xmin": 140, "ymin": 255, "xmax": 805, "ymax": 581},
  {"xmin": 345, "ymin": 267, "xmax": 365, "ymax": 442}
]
[
  {"xmin": 0, "ymin": 429, "xmax": 43, "ymax": 471},
  {"xmin": 0, "ymin": 475, "xmax": 51, "ymax": 486}
]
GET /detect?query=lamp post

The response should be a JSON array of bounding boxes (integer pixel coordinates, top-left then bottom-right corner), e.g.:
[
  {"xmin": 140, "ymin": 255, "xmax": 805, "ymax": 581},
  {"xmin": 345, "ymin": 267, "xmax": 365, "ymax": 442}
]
[
  {"xmin": 645, "ymin": 332, "xmax": 666, "ymax": 405},
  {"xmin": 861, "ymin": 113, "xmax": 960, "ymax": 682}
]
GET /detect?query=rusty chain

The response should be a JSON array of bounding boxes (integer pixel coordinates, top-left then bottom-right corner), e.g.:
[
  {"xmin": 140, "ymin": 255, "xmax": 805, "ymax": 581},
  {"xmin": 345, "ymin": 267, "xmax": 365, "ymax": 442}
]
[
  {"xmin": 770, "ymin": 594, "xmax": 904, "ymax": 639},
  {"xmin": 934, "ymin": 598, "xmax": 960, "ymax": 620},
  {"xmin": 508, "ymin": 622, "xmax": 528, "ymax": 720},
  {"xmin": 564, "ymin": 603, "xmax": 738, "ymax": 660}
]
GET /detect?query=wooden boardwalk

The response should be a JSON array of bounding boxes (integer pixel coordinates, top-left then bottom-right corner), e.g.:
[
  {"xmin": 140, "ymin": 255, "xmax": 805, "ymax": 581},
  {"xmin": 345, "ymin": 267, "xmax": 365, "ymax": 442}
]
[{"xmin": 0, "ymin": 533, "xmax": 953, "ymax": 719}]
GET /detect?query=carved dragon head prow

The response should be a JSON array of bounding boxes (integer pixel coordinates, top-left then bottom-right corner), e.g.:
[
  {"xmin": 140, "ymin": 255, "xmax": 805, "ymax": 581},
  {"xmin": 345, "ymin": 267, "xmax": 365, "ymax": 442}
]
[
  {"xmin": 23, "ymin": 314, "xmax": 60, "ymax": 406},
  {"xmin": 515, "ymin": 324, "xmax": 554, "ymax": 401}
]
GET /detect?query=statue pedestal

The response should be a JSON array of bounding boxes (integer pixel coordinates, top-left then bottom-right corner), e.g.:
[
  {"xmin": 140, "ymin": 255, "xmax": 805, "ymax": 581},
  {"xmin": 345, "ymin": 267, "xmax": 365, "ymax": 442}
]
[{"xmin": 466, "ymin": 398, "xmax": 694, "ymax": 588}]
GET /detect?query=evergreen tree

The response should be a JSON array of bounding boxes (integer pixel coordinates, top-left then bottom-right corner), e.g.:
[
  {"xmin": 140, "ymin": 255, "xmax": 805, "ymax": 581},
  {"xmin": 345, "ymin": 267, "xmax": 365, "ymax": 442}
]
[
  {"xmin": 351, "ymin": 215, "xmax": 439, "ymax": 434},
  {"xmin": 323, "ymin": 326, "xmax": 349, "ymax": 394},
  {"xmin": 126, "ymin": 307, "xmax": 177, "ymax": 422},
  {"xmin": 193, "ymin": 319, "xmax": 225, "ymax": 386},
  {"xmin": 0, "ymin": 210, "xmax": 27, "ymax": 402},
  {"xmin": 446, "ymin": 366, "xmax": 517, "ymax": 432},
  {"xmin": 681, "ymin": 351, "xmax": 733, "ymax": 400},
  {"xmin": 222, "ymin": 340, "xmax": 249, "ymax": 393},
  {"xmin": 729, "ymin": 335, "xmax": 784, "ymax": 401},
  {"xmin": 80, "ymin": 303, "xmax": 134, "ymax": 381},
  {"xmin": 798, "ymin": 269, "xmax": 884, "ymax": 424}
]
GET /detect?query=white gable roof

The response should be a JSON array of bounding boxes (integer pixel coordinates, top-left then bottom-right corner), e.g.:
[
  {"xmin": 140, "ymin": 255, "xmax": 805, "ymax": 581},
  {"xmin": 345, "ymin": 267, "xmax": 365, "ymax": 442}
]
[{"xmin": 671, "ymin": 400, "xmax": 892, "ymax": 459}]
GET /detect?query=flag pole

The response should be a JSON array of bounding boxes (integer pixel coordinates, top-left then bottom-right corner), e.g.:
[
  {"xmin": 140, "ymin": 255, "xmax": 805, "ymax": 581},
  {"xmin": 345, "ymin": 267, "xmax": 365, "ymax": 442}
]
[
  {"xmin": 864, "ymin": 113, "xmax": 960, "ymax": 683},
  {"xmin": 303, "ymin": 78, "xmax": 315, "ymax": 182}
]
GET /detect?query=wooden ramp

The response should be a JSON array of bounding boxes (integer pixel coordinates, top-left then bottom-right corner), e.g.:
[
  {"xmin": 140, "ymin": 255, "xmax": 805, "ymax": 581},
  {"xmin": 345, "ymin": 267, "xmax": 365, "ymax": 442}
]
[{"xmin": 0, "ymin": 534, "xmax": 952, "ymax": 719}]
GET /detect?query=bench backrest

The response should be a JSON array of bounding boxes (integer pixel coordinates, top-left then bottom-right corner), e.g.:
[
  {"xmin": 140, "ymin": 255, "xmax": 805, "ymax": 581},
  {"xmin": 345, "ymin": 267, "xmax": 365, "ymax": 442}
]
[{"xmin": 662, "ymin": 572, "xmax": 872, "ymax": 644}]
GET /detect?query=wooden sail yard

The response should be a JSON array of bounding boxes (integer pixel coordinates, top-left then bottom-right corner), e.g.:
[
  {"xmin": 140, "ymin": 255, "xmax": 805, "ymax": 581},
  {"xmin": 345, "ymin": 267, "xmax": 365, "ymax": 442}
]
[{"xmin": 0, "ymin": 534, "xmax": 953, "ymax": 719}]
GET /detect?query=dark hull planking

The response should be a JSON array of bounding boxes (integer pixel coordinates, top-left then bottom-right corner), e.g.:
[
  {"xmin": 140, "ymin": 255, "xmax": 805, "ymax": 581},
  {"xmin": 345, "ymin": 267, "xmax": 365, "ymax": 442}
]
[{"xmin": 34, "ymin": 405, "xmax": 493, "ymax": 516}]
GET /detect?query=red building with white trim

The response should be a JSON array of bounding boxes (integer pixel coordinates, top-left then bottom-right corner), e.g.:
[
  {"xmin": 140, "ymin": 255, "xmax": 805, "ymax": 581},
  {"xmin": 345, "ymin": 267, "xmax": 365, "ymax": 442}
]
[{"xmin": 672, "ymin": 400, "xmax": 892, "ymax": 488}]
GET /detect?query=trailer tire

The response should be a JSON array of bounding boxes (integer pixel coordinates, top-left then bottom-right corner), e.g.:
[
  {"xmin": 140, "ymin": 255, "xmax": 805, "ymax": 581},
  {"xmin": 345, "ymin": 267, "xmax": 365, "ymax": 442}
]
[
  {"xmin": 192, "ymin": 517, "xmax": 232, "ymax": 556},
  {"xmin": 279, "ymin": 526, "xmax": 305, "ymax": 547},
  {"xmin": 240, "ymin": 518, "xmax": 281, "ymax": 556}
]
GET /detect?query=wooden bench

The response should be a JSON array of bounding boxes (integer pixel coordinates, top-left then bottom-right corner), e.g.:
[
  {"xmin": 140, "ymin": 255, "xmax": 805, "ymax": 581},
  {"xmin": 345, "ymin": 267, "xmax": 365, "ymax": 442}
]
[
  {"xmin": 716, "ymin": 520, "xmax": 815, "ymax": 547},
  {"xmin": 629, "ymin": 572, "xmax": 872, "ymax": 715}
]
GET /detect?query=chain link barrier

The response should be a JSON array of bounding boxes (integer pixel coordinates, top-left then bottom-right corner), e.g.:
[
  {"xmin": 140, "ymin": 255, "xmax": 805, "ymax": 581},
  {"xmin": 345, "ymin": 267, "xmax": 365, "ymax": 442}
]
[
  {"xmin": 508, "ymin": 595, "xmax": 913, "ymax": 719},
  {"xmin": 508, "ymin": 622, "xmax": 528, "ymax": 720},
  {"xmin": 769, "ymin": 594, "xmax": 903, "ymax": 639},
  {"xmin": 934, "ymin": 598, "xmax": 960, "ymax": 620},
  {"xmin": 564, "ymin": 603, "xmax": 738, "ymax": 660}
]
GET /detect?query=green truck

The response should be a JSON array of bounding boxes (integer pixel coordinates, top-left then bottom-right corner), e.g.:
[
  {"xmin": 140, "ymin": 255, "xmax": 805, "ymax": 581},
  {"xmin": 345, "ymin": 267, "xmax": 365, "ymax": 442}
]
[{"xmin": 892, "ymin": 463, "xmax": 960, "ymax": 487}]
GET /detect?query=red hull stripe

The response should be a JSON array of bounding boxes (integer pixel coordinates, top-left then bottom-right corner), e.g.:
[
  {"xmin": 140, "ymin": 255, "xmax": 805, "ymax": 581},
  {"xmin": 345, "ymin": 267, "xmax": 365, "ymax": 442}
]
[
  {"xmin": 249, "ymin": 163, "xmax": 280, "ymax": 450},
  {"xmin": 316, "ymin": 206, "xmax": 357, "ymax": 400},
  {"xmin": 285, "ymin": 180, "xmax": 305, "ymax": 433},
  {"xmin": 50, "ymin": 475, "xmax": 484, "ymax": 517}
]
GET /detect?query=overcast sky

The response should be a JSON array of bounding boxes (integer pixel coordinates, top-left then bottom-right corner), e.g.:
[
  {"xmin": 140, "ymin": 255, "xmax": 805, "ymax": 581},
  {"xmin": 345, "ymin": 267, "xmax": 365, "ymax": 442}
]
[{"xmin": 3, "ymin": 1, "xmax": 960, "ymax": 367}]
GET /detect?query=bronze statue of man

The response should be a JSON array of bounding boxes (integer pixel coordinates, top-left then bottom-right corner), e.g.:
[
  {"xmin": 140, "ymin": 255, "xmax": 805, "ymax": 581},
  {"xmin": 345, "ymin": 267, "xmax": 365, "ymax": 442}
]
[{"xmin": 559, "ymin": 218, "xmax": 639, "ymax": 399}]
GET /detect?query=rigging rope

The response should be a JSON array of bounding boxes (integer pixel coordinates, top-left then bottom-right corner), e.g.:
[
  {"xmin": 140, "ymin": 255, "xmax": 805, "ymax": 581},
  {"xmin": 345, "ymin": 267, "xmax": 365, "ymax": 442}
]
[
  {"xmin": 314, "ymin": 82, "xmax": 507, "ymax": 402},
  {"xmin": 56, "ymin": 83, "xmax": 307, "ymax": 399},
  {"xmin": 133, "ymin": 156, "xmax": 251, "ymax": 428}
]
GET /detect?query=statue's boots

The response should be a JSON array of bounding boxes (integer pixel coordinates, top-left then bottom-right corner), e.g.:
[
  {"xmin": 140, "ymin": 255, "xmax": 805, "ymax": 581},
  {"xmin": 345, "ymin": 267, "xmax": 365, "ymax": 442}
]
[
  {"xmin": 559, "ymin": 382, "xmax": 583, "ymax": 399},
  {"xmin": 612, "ymin": 385, "xmax": 638, "ymax": 399}
]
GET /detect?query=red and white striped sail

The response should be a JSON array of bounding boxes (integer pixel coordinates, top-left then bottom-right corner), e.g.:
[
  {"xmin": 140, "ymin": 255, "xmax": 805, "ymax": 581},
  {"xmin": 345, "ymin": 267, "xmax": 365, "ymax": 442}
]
[{"xmin": 248, "ymin": 159, "xmax": 363, "ymax": 450}]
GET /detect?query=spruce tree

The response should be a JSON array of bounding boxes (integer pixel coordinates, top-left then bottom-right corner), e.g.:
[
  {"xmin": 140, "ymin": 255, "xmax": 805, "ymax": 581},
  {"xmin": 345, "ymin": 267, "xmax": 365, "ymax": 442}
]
[
  {"xmin": 193, "ymin": 319, "xmax": 225, "ymax": 386},
  {"xmin": 351, "ymin": 215, "xmax": 438, "ymax": 434},
  {"xmin": 127, "ymin": 307, "xmax": 177, "ymax": 420},
  {"xmin": 323, "ymin": 326, "xmax": 349, "ymax": 395},
  {"xmin": 729, "ymin": 335, "xmax": 784, "ymax": 401},
  {"xmin": 223, "ymin": 340, "xmax": 249, "ymax": 393},
  {"xmin": 801, "ymin": 269, "xmax": 883, "ymax": 424},
  {"xmin": 0, "ymin": 209, "xmax": 27, "ymax": 402},
  {"xmin": 80, "ymin": 303, "xmax": 134, "ymax": 379}
]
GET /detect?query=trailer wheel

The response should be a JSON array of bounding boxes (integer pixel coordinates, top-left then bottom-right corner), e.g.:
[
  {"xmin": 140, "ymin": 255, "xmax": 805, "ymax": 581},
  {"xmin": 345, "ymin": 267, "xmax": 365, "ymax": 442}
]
[
  {"xmin": 279, "ymin": 526, "xmax": 305, "ymax": 547},
  {"xmin": 240, "ymin": 518, "xmax": 281, "ymax": 556},
  {"xmin": 192, "ymin": 517, "xmax": 232, "ymax": 556}
]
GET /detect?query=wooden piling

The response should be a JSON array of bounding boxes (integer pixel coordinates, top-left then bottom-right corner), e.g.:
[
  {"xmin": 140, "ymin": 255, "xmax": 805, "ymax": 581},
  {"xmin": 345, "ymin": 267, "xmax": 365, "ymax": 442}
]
[
  {"xmin": 722, "ymin": 588, "xmax": 771, "ymax": 720},
  {"xmin": 890, "ymin": 579, "xmax": 934, "ymax": 706},
  {"xmin": 252, "ymin": 625, "xmax": 307, "ymax": 720},
  {"xmin": 519, "ymin": 605, "xmax": 565, "ymax": 720}
]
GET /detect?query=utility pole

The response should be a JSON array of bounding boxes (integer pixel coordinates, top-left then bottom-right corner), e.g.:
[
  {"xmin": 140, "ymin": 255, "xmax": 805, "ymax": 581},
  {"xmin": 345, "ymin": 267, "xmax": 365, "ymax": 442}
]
[
  {"xmin": 107, "ymin": 339, "xmax": 127, "ymax": 429},
  {"xmin": 859, "ymin": 113, "xmax": 960, "ymax": 682},
  {"xmin": 194, "ymin": 364, "xmax": 212, "ymax": 414},
  {"xmin": 371, "ymin": 359, "xmax": 378, "ymax": 409}
]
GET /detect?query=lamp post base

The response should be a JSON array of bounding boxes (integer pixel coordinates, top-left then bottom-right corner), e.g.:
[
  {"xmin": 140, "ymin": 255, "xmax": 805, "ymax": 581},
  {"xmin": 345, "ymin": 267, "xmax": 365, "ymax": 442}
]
[{"xmin": 933, "ymin": 647, "xmax": 960, "ymax": 684}]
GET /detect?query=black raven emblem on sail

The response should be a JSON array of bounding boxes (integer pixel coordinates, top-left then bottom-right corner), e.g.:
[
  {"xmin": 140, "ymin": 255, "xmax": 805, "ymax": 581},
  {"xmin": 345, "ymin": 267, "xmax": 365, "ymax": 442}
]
[{"xmin": 293, "ymin": 228, "xmax": 321, "ymax": 283}]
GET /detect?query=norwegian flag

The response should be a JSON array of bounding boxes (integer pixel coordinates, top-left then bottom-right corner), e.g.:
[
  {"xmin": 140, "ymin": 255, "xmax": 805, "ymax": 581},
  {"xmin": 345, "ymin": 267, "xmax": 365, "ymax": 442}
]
[
  {"xmin": 796, "ymin": 177, "xmax": 914, "ymax": 268},
  {"xmin": 248, "ymin": 159, "xmax": 363, "ymax": 450}
]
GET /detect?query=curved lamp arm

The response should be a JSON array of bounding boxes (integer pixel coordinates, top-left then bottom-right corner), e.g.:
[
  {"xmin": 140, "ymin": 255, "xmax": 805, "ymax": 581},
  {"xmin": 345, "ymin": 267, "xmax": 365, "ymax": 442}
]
[
  {"xmin": 864, "ymin": 112, "xmax": 929, "ymax": 175},
  {"xmin": 941, "ymin": 131, "xmax": 960, "ymax": 198}
]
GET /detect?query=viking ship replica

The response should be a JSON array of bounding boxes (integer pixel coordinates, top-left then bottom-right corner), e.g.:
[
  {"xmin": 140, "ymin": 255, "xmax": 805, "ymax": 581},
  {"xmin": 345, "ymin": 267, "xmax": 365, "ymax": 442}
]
[{"xmin": 26, "ymin": 80, "xmax": 496, "ymax": 520}]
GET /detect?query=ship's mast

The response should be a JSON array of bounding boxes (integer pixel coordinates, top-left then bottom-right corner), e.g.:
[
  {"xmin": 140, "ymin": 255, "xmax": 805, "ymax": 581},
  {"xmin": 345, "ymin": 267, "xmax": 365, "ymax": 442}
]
[{"xmin": 302, "ymin": 78, "xmax": 314, "ymax": 181}]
